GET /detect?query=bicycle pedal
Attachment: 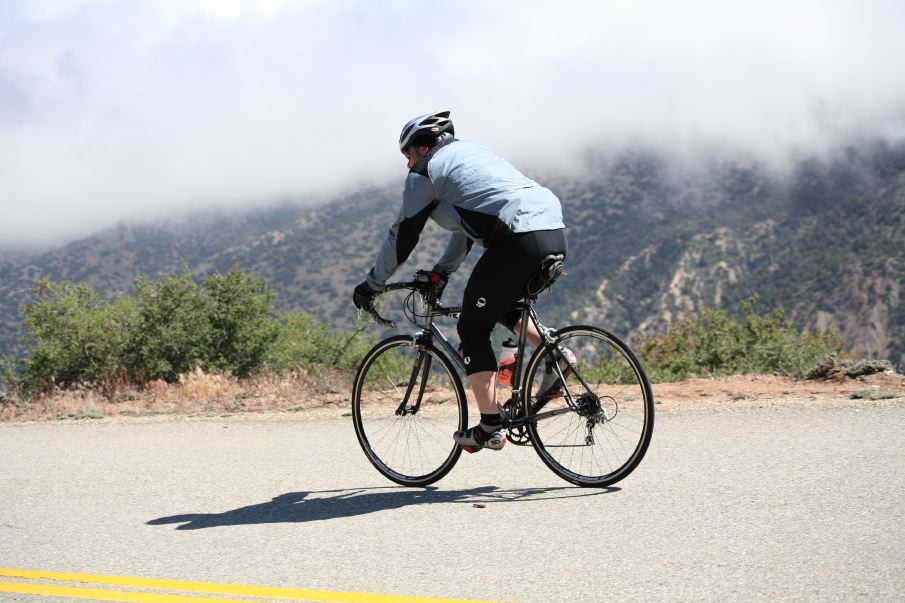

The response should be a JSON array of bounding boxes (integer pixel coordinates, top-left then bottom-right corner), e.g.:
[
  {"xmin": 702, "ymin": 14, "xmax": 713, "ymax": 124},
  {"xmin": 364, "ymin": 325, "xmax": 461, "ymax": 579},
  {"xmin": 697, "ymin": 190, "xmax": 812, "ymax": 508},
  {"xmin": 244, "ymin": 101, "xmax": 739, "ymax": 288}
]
[{"xmin": 460, "ymin": 444, "xmax": 482, "ymax": 454}]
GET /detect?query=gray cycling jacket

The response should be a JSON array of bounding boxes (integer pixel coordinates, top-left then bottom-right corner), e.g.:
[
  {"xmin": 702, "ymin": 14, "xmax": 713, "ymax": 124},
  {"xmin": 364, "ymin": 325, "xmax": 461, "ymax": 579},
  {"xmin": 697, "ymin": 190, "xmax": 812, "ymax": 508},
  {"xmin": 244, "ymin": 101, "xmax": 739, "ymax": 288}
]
[{"xmin": 366, "ymin": 138, "xmax": 564, "ymax": 289}]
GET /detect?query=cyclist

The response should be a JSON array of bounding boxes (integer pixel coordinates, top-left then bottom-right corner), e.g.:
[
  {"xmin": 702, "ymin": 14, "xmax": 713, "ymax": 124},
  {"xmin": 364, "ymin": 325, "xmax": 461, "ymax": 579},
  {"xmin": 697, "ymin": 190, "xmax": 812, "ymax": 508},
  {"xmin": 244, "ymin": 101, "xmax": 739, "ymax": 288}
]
[{"xmin": 353, "ymin": 110, "xmax": 570, "ymax": 452}]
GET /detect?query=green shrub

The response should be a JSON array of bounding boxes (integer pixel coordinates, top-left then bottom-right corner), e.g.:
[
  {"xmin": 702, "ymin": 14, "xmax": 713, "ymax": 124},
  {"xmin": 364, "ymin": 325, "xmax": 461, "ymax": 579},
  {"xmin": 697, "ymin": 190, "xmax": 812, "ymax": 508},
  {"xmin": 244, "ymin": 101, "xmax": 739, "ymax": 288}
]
[
  {"xmin": 203, "ymin": 266, "xmax": 279, "ymax": 377},
  {"xmin": 127, "ymin": 273, "xmax": 213, "ymax": 383},
  {"xmin": 18, "ymin": 267, "xmax": 283, "ymax": 395},
  {"xmin": 268, "ymin": 311, "xmax": 375, "ymax": 373},
  {"xmin": 636, "ymin": 296, "xmax": 844, "ymax": 382},
  {"xmin": 0, "ymin": 355, "xmax": 16, "ymax": 394},
  {"xmin": 125, "ymin": 267, "xmax": 280, "ymax": 382},
  {"xmin": 19, "ymin": 279, "xmax": 137, "ymax": 397}
]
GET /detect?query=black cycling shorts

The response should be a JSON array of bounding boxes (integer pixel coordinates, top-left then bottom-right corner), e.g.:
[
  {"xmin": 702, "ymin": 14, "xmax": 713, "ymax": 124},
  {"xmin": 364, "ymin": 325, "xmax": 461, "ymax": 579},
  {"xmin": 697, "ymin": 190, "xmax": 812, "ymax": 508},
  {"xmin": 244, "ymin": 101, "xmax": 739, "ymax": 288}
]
[{"xmin": 457, "ymin": 228, "xmax": 567, "ymax": 375}]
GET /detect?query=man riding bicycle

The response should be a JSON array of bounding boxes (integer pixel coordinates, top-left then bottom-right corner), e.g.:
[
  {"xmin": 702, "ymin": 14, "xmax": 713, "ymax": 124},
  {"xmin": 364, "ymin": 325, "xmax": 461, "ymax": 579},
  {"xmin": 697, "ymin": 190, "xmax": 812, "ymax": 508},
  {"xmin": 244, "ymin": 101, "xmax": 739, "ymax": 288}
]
[{"xmin": 353, "ymin": 111, "xmax": 569, "ymax": 452}]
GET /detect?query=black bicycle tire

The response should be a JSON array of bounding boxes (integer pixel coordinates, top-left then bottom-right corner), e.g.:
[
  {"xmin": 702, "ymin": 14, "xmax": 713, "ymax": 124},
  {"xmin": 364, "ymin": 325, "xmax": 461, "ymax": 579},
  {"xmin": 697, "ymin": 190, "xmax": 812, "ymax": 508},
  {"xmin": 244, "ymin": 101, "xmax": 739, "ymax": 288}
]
[
  {"xmin": 522, "ymin": 325, "xmax": 654, "ymax": 487},
  {"xmin": 351, "ymin": 335, "xmax": 467, "ymax": 487}
]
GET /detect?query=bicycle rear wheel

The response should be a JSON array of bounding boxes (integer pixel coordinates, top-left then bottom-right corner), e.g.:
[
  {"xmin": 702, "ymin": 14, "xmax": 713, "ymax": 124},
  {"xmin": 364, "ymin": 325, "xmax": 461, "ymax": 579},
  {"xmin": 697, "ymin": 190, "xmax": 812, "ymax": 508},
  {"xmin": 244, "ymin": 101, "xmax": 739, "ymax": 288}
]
[
  {"xmin": 352, "ymin": 335, "xmax": 467, "ymax": 487},
  {"xmin": 524, "ymin": 326, "xmax": 654, "ymax": 487}
]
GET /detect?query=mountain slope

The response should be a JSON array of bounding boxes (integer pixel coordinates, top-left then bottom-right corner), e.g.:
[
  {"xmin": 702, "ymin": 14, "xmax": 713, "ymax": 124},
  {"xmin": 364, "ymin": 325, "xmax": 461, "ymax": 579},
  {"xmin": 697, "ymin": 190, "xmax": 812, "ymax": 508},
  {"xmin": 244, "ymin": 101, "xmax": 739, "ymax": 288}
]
[{"xmin": 2, "ymin": 142, "xmax": 903, "ymax": 368}]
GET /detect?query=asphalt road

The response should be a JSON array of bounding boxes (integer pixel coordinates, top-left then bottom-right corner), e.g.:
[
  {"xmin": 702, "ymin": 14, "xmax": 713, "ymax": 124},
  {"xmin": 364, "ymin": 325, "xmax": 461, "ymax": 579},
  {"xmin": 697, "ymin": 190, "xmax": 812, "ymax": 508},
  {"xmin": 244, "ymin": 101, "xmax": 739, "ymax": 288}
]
[{"xmin": 1, "ymin": 402, "xmax": 903, "ymax": 602}]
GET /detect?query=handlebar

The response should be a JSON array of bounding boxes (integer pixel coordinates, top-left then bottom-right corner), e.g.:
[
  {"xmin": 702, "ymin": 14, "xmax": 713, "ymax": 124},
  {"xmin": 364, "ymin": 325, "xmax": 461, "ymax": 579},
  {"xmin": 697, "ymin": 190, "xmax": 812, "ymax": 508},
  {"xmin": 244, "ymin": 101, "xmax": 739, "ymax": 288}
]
[
  {"xmin": 363, "ymin": 281, "xmax": 417, "ymax": 328},
  {"xmin": 361, "ymin": 273, "xmax": 455, "ymax": 328}
]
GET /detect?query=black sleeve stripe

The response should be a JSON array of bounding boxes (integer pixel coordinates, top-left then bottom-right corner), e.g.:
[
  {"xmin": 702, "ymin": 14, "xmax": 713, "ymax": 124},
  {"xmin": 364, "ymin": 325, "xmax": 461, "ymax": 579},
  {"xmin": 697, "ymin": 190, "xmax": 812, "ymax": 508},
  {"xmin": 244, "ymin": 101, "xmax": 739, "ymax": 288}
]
[
  {"xmin": 396, "ymin": 199, "xmax": 438, "ymax": 265},
  {"xmin": 453, "ymin": 205, "xmax": 513, "ymax": 244}
]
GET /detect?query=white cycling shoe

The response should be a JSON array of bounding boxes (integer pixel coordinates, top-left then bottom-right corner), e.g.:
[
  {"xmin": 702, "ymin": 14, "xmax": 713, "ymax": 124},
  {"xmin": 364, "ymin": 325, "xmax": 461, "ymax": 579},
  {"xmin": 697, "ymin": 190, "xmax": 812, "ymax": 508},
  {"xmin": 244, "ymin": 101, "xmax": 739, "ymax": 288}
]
[{"xmin": 453, "ymin": 425, "xmax": 507, "ymax": 453}]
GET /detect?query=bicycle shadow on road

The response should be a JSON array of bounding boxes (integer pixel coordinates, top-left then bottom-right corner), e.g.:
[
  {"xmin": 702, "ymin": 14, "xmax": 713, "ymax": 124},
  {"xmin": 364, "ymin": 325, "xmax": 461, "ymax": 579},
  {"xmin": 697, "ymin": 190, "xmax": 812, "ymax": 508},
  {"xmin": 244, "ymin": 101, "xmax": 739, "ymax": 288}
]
[{"xmin": 146, "ymin": 485, "xmax": 619, "ymax": 530}]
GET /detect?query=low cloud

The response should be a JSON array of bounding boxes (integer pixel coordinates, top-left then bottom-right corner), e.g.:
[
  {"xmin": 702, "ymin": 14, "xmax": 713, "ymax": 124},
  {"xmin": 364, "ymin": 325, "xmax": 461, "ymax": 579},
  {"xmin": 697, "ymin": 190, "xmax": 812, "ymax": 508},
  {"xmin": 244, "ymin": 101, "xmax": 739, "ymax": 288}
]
[{"xmin": 1, "ymin": 0, "xmax": 904, "ymax": 246}]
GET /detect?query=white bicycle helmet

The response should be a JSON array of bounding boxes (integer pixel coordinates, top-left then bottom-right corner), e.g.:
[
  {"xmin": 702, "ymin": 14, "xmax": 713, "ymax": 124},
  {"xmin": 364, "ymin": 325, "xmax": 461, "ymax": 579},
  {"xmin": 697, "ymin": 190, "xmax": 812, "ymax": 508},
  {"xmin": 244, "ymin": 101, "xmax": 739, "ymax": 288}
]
[{"xmin": 398, "ymin": 110, "xmax": 454, "ymax": 155}]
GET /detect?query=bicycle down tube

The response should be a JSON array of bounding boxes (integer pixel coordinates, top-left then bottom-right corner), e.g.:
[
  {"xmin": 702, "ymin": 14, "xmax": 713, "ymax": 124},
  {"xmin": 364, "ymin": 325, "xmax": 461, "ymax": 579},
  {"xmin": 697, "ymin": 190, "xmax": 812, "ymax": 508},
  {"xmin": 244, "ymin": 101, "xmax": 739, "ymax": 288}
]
[{"xmin": 426, "ymin": 301, "xmax": 580, "ymax": 430}]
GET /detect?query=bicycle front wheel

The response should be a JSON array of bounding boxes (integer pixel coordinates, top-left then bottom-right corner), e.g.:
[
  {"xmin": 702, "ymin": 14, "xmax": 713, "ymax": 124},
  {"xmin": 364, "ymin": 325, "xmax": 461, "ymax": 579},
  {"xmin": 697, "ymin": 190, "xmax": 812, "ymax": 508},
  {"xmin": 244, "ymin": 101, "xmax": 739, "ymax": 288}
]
[
  {"xmin": 352, "ymin": 335, "xmax": 467, "ymax": 487},
  {"xmin": 524, "ymin": 326, "xmax": 654, "ymax": 487}
]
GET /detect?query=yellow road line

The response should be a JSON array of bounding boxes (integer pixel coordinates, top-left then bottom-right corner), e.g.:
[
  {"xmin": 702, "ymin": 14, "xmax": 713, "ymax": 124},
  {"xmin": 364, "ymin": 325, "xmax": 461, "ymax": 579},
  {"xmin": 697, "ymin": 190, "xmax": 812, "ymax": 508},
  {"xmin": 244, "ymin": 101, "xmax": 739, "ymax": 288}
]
[
  {"xmin": 0, "ymin": 582, "xmax": 261, "ymax": 603},
  {"xmin": 0, "ymin": 569, "xmax": 502, "ymax": 603}
]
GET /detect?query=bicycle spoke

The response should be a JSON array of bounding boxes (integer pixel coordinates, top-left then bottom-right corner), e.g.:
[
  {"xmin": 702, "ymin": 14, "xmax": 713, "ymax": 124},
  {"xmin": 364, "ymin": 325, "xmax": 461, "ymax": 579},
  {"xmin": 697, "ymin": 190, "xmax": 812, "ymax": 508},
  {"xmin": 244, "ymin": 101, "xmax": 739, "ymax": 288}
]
[
  {"xmin": 526, "ymin": 327, "xmax": 654, "ymax": 486},
  {"xmin": 353, "ymin": 337, "xmax": 466, "ymax": 487}
]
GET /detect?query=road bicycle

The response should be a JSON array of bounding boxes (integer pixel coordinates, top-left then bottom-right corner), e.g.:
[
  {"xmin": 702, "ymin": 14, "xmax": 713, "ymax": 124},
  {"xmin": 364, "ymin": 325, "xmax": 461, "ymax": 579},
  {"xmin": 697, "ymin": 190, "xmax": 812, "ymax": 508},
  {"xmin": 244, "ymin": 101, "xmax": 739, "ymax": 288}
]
[{"xmin": 351, "ymin": 256, "xmax": 654, "ymax": 488}]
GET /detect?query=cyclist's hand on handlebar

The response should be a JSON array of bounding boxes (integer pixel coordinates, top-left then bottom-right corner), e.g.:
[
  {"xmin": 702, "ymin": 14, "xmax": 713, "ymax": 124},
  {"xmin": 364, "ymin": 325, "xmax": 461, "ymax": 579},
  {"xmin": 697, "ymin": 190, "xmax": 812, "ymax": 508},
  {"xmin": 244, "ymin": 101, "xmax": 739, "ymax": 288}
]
[
  {"xmin": 353, "ymin": 281, "xmax": 380, "ymax": 310},
  {"xmin": 415, "ymin": 269, "xmax": 448, "ymax": 299}
]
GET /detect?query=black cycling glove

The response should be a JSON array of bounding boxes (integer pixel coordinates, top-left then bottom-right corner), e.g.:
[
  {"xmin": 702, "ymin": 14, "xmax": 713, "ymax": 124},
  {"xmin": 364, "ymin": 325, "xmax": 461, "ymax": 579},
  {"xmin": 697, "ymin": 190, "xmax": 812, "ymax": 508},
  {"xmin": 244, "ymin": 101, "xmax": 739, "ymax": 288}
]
[{"xmin": 353, "ymin": 281, "xmax": 379, "ymax": 310}]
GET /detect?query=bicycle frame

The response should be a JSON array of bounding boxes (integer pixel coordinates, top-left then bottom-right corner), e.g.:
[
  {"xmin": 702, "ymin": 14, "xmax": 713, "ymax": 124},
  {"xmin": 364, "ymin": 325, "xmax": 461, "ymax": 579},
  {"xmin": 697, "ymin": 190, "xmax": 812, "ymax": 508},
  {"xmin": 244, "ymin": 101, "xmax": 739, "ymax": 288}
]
[
  {"xmin": 356, "ymin": 272, "xmax": 654, "ymax": 487},
  {"xmin": 404, "ymin": 291, "xmax": 585, "ymax": 432}
]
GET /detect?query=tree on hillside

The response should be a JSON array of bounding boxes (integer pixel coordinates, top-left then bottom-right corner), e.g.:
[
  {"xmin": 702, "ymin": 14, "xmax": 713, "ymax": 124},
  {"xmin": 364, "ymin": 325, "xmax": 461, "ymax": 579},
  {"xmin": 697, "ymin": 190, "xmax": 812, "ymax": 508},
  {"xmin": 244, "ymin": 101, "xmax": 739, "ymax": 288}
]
[
  {"xmin": 16, "ymin": 267, "xmax": 281, "ymax": 396},
  {"xmin": 203, "ymin": 265, "xmax": 278, "ymax": 378},
  {"xmin": 127, "ymin": 273, "xmax": 213, "ymax": 384},
  {"xmin": 19, "ymin": 279, "xmax": 136, "ymax": 397}
]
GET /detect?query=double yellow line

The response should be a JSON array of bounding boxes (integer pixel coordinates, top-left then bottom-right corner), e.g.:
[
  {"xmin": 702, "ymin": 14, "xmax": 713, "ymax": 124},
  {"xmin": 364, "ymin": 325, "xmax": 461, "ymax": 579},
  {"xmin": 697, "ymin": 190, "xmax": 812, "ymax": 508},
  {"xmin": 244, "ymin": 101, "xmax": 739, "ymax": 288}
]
[{"xmin": 0, "ymin": 569, "xmax": 500, "ymax": 603}]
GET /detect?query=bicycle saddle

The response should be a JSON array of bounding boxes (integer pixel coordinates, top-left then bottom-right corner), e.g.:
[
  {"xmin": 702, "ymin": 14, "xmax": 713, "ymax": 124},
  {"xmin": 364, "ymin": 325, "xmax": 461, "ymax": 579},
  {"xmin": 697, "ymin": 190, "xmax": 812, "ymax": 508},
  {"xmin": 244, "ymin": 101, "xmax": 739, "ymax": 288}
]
[
  {"xmin": 528, "ymin": 253, "xmax": 566, "ymax": 296},
  {"xmin": 540, "ymin": 254, "xmax": 566, "ymax": 283}
]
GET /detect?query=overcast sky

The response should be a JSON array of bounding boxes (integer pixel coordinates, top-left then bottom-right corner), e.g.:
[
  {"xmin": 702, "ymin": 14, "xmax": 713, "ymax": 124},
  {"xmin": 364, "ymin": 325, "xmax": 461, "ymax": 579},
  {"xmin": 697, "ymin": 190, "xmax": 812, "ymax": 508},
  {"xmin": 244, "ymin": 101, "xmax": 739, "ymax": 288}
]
[{"xmin": 2, "ymin": 0, "xmax": 904, "ymax": 247}]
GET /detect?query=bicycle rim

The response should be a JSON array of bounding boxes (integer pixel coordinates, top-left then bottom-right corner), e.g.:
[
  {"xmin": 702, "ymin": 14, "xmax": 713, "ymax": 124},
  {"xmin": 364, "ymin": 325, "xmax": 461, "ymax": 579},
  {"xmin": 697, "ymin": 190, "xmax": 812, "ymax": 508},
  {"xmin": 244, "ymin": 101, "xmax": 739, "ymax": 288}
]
[
  {"xmin": 352, "ymin": 336, "xmax": 467, "ymax": 487},
  {"xmin": 524, "ymin": 326, "xmax": 654, "ymax": 487}
]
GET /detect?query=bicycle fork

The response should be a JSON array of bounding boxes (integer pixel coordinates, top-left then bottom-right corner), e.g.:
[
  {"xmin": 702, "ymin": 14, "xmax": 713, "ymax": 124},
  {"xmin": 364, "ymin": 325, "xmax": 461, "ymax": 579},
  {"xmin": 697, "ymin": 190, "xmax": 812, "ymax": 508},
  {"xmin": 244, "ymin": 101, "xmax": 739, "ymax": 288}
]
[{"xmin": 394, "ymin": 345, "xmax": 433, "ymax": 416}]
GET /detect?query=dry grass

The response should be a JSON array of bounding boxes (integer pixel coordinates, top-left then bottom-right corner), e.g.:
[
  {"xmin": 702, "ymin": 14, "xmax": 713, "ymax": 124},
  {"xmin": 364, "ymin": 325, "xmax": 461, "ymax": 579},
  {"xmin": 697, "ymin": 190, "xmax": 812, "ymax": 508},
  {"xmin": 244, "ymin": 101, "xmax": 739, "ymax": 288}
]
[
  {"xmin": 0, "ymin": 366, "xmax": 352, "ymax": 422},
  {"xmin": 2, "ymin": 367, "xmax": 903, "ymax": 423},
  {"xmin": 650, "ymin": 371, "xmax": 905, "ymax": 412}
]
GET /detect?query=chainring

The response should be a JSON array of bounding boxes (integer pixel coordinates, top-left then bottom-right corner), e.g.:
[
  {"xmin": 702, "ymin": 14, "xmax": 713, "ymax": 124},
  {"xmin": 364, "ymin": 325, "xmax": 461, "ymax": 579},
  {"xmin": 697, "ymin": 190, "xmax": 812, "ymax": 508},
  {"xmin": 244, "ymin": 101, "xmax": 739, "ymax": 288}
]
[
  {"xmin": 502, "ymin": 399, "xmax": 532, "ymax": 445},
  {"xmin": 507, "ymin": 423, "xmax": 532, "ymax": 445}
]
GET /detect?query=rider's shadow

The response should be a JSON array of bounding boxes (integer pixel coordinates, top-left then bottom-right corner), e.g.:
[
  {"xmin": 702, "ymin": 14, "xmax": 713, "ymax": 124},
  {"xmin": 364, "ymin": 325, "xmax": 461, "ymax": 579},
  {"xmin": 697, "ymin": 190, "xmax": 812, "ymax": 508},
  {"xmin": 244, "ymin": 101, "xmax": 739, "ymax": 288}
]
[{"xmin": 146, "ymin": 485, "xmax": 618, "ymax": 530}]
